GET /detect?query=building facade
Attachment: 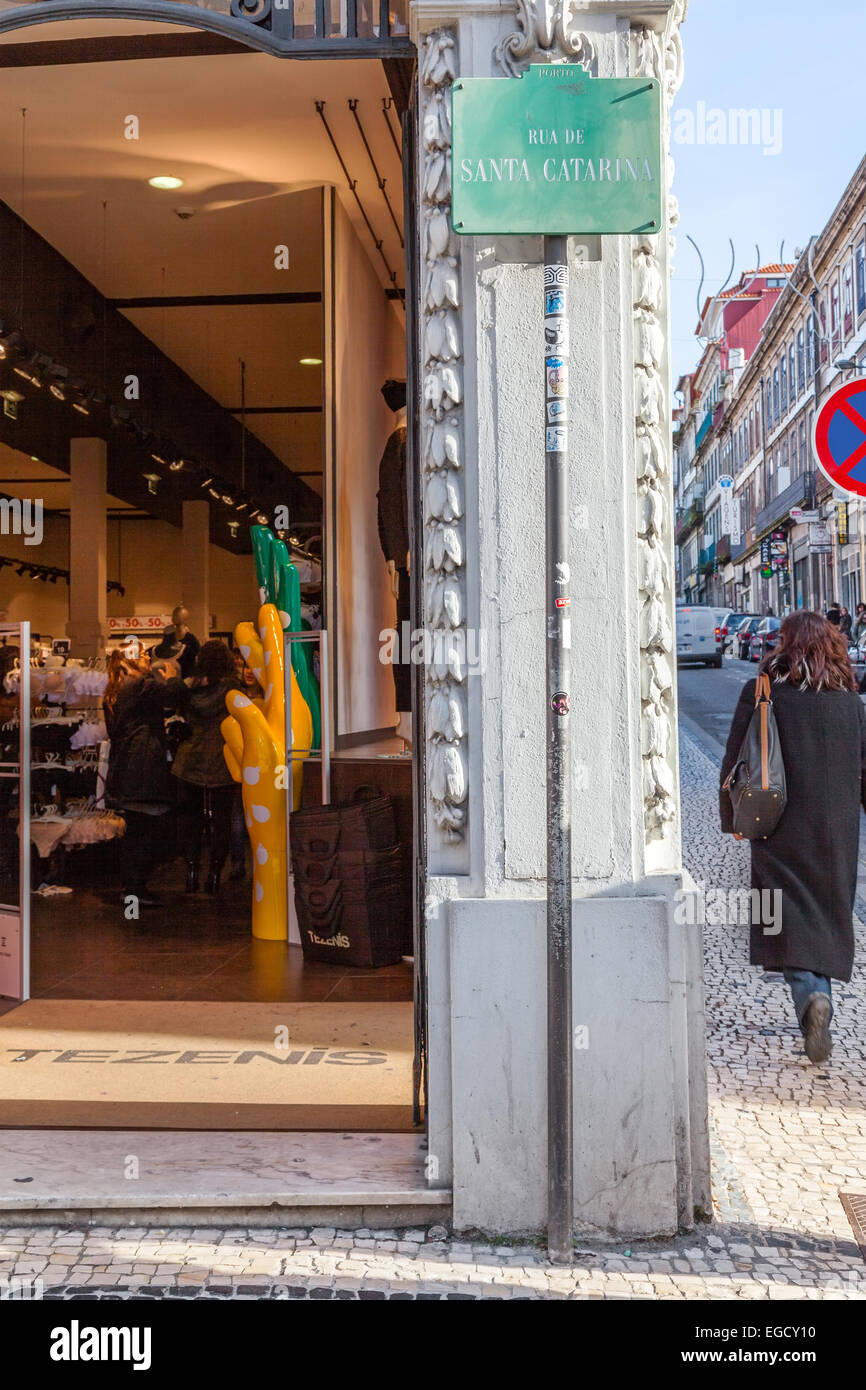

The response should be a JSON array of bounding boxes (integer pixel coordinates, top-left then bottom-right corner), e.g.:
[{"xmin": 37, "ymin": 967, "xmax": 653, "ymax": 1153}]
[
  {"xmin": 675, "ymin": 158, "xmax": 866, "ymax": 618},
  {"xmin": 0, "ymin": 0, "xmax": 706, "ymax": 1239}
]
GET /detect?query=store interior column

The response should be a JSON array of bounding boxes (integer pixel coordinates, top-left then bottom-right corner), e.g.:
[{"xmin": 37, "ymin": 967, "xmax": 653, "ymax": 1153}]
[
  {"xmin": 65, "ymin": 437, "xmax": 107, "ymax": 658},
  {"xmin": 182, "ymin": 499, "xmax": 211, "ymax": 643}
]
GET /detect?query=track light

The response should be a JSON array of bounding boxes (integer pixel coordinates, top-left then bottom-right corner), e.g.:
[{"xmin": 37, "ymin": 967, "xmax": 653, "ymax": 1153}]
[
  {"xmin": 221, "ymin": 492, "xmax": 234, "ymax": 507},
  {"xmin": 255, "ymin": 512, "xmax": 269, "ymax": 525},
  {"xmin": 200, "ymin": 475, "xmax": 214, "ymax": 489},
  {"xmin": 13, "ymin": 350, "xmax": 44, "ymax": 388},
  {"xmin": 47, "ymin": 363, "xmax": 69, "ymax": 401},
  {"xmin": 169, "ymin": 458, "xmax": 186, "ymax": 472}
]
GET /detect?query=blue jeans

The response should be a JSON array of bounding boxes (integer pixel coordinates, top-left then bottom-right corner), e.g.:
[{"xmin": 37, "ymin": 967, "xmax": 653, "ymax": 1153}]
[{"xmin": 783, "ymin": 969, "xmax": 833, "ymax": 1027}]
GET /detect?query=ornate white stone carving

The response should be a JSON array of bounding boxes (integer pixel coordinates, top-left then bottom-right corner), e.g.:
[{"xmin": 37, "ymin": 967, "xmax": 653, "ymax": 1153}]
[
  {"xmin": 631, "ymin": 2, "xmax": 686, "ymax": 844},
  {"xmin": 420, "ymin": 28, "xmax": 468, "ymax": 842},
  {"xmin": 495, "ymin": 0, "xmax": 597, "ymax": 76}
]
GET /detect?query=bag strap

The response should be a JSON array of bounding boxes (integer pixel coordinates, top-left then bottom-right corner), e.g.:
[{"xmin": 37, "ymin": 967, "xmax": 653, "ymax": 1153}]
[{"xmin": 755, "ymin": 673, "xmax": 771, "ymax": 789}]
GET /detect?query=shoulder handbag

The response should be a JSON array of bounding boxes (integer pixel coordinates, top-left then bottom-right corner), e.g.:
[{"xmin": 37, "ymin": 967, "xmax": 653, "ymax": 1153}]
[{"xmin": 722, "ymin": 673, "xmax": 787, "ymax": 839}]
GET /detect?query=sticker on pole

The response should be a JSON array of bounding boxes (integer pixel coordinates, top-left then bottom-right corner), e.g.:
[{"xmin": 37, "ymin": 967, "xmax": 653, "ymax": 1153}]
[{"xmin": 812, "ymin": 380, "xmax": 866, "ymax": 496}]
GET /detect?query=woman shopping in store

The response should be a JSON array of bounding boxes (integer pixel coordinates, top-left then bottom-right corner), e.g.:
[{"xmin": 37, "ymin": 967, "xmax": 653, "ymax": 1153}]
[
  {"xmin": 104, "ymin": 651, "xmax": 186, "ymax": 908},
  {"xmin": 171, "ymin": 639, "xmax": 241, "ymax": 895}
]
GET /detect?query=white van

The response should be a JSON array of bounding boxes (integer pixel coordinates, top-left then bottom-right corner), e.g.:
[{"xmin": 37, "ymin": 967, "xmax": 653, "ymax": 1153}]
[{"xmin": 676, "ymin": 605, "xmax": 723, "ymax": 668}]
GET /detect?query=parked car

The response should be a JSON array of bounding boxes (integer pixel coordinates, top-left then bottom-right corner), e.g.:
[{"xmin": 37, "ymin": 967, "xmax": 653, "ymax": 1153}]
[
  {"xmin": 847, "ymin": 636, "xmax": 866, "ymax": 689},
  {"xmin": 676, "ymin": 605, "xmax": 723, "ymax": 668},
  {"xmin": 731, "ymin": 614, "xmax": 762, "ymax": 660},
  {"xmin": 712, "ymin": 609, "xmax": 739, "ymax": 654},
  {"xmin": 749, "ymin": 617, "xmax": 782, "ymax": 662}
]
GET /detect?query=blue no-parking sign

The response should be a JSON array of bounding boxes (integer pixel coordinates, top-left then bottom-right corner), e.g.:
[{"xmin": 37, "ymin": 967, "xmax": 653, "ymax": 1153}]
[{"xmin": 812, "ymin": 380, "xmax": 866, "ymax": 496}]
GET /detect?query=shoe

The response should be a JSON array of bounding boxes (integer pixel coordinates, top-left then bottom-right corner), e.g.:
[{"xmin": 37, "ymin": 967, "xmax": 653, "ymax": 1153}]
[
  {"xmin": 802, "ymin": 993, "xmax": 832, "ymax": 1064},
  {"xmin": 229, "ymin": 862, "xmax": 245, "ymax": 881},
  {"xmin": 186, "ymin": 861, "xmax": 200, "ymax": 894},
  {"xmin": 205, "ymin": 866, "xmax": 222, "ymax": 895}
]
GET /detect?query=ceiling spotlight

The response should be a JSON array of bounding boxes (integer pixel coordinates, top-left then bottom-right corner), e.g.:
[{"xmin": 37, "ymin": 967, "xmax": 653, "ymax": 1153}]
[
  {"xmin": 142, "ymin": 472, "xmax": 161, "ymax": 495},
  {"xmin": 208, "ymin": 486, "xmax": 221, "ymax": 501},
  {"xmin": 169, "ymin": 458, "xmax": 185, "ymax": 472},
  {"xmin": 234, "ymin": 500, "xmax": 249, "ymax": 512},
  {"xmin": 221, "ymin": 492, "xmax": 234, "ymax": 507},
  {"xmin": 150, "ymin": 449, "xmax": 169, "ymax": 467},
  {"xmin": 255, "ymin": 512, "xmax": 269, "ymax": 525},
  {"xmin": 13, "ymin": 351, "xmax": 44, "ymax": 388},
  {"xmin": 47, "ymin": 363, "xmax": 68, "ymax": 400},
  {"xmin": 200, "ymin": 475, "xmax": 214, "ymax": 489},
  {"xmin": 71, "ymin": 398, "xmax": 91, "ymax": 416},
  {"xmin": 299, "ymin": 357, "xmax": 322, "ymax": 366},
  {"xmin": 148, "ymin": 175, "xmax": 184, "ymax": 190}
]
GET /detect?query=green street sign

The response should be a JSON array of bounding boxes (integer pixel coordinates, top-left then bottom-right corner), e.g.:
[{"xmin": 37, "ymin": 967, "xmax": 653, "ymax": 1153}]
[{"xmin": 451, "ymin": 64, "xmax": 663, "ymax": 236}]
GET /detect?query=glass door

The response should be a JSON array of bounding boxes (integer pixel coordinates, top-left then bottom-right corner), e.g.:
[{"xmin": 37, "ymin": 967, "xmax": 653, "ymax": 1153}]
[{"xmin": 0, "ymin": 623, "xmax": 30, "ymax": 1001}]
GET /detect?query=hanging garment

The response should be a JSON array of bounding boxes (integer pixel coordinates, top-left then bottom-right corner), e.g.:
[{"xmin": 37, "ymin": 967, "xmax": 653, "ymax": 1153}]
[{"xmin": 377, "ymin": 424, "xmax": 409, "ymax": 566}]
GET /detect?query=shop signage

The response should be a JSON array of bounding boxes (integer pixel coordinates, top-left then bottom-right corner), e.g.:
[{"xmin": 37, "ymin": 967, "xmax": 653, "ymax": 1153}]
[
  {"xmin": 812, "ymin": 379, "xmax": 866, "ymax": 497},
  {"xmin": 790, "ymin": 506, "xmax": 819, "ymax": 523},
  {"xmin": 451, "ymin": 66, "xmax": 663, "ymax": 235},
  {"xmin": 108, "ymin": 615, "xmax": 171, "ymax": 633},
  {"xmin": 809, "ymin": 522, "xmax": 832, "ymax": 555},
  {"xmin": 836, "ymin": 501, "xmax": 849, "ymax": 545},
  {"xmin": 761, "ymin": 530, "xmax": 788, "ymax": 577},
  {"xmin": 719, "ymin": 475, "xmax": 741, "ymax": 544}
]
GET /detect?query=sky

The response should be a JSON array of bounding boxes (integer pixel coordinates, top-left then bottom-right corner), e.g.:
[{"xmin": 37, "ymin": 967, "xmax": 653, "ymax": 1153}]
[{"xmin": 670, "ymin": 0, "xmax": 866, "ymax": 383}]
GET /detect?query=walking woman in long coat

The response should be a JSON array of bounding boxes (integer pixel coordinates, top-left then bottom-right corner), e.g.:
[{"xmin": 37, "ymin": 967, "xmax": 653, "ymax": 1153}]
[{"xmin": 720, "ymin": 610, "xmax": 866, "ymax": 1063}]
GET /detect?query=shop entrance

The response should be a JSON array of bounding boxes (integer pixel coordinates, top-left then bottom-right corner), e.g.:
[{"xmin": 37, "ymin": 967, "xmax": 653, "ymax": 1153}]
[{"xmin": 0, "ymin": 7, "xmax": 425, "ymax": 1136}]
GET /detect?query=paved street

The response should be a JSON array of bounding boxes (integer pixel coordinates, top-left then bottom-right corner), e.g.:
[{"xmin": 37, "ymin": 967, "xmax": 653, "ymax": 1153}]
[{"xmin": 2, "ymin": 657, "xmax": 865, "ymax": 1300}]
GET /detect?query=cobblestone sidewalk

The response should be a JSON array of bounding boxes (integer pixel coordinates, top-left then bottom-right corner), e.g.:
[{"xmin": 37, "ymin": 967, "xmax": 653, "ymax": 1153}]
[{"xmin": 1, "ymin": 730, "xmax": 864, "ymax": 1300}]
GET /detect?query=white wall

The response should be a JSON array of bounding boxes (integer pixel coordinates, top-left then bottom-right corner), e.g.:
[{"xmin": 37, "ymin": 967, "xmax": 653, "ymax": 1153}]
[
  {"xmin": 0, "ymin": 515, "xmax": 258, "ymax": 641},
  {"xmin": 332, "ymin": 196, "xmax": 406, "ymax": 738}
]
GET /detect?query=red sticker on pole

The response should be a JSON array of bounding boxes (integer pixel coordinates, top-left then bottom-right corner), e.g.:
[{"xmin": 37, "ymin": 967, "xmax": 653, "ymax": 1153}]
[{"xmin": 812, "ymin": 380, "xmax": 866, "ymax": 496}]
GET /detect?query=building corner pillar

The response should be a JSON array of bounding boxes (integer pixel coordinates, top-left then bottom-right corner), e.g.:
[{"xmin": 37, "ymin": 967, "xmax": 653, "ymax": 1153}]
[
  {"xmin": 65, "ymin": 437, "xmax": 107, "ymax": 659},
  {"xmin": 181, "ymin": 500, "xmax": 211, "ymax": 644}
]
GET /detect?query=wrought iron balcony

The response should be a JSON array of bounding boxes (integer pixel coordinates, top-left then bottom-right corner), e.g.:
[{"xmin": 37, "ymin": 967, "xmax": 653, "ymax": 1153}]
[{"xmin": 753, "ymin": 469, "xmax": 814, "ymax": 538}]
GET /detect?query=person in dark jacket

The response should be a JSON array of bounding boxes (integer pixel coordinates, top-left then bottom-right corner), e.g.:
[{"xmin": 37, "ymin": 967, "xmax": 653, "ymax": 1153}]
[
  {"xmin": 720, "ymin": 611, "xmax": 866, "ymax": 1063},
  {"xmin": 171, "ymin": 640, "xmax": 240, "ymax": 895},
  {"xmin": 825, "ymin": 600, "xmax": 841, "ymax": 626},
  {"xmin": 840, "ymin": 605, "xmax": 852, "ymax": 637},
  {"xmin": 104, "ymin": 654, "xmax": 186, "ymax": 907}
]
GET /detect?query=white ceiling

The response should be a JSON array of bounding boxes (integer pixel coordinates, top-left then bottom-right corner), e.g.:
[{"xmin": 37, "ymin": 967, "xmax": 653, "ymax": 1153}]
[{"xmin": 0, "ymin": 17, "xmax": 406, "ymax": 497}]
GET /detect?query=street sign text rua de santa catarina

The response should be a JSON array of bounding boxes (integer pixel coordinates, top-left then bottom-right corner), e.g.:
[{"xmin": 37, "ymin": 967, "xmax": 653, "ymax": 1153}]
[{"xmin": 451, "ymin": 64, "xmax": 662, "ymax": 236}]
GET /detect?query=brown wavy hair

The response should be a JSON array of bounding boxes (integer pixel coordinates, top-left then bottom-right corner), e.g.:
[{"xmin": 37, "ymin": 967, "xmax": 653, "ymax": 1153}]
[
  {"xmin": 763, "ymin": 610, "xmax": 857, "ymax": 692},
  {"xmin": 104, "ymin": 651, "xmax": 151, "ymax": 718}
]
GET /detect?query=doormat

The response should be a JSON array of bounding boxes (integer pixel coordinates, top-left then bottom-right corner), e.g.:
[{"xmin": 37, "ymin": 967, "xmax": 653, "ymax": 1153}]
[
  {"xmin": 839, "ymin": 1192, "xmax": 866, "ymax": 1262},
  {"xmin": 0, "ymin": 1000, "xmax": 415, "ymax": 1131}
]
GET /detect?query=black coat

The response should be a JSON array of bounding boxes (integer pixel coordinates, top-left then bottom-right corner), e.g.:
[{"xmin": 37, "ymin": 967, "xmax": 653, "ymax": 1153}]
[
  {"xmin": 720, "ymin": 677, "xmax": 866, "ymax": 981},
  {"xmin": 105, "ymin": 675, "xmax": 187, "ymax": 810}
]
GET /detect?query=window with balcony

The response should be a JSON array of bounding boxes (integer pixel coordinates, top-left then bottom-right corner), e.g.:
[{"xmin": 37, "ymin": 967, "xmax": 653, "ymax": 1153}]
[
  {"xmin": 799, "ymin": 419, "xmax": 806, "ymax": 474},
  {"xmin": 857, "ymin": 241, "xmax": 866, "ymax": 315},
  {"xmin": 773, "ymin": 368, "xmax": 780, "ymax": 422},
  {"xmin": 797, "ymin": 329, "xmax": 805, "ymax": 393},
  {"xmin": 780, "ymin": 355, "xmax": 788, "ymax": 414},
  {"xmin": 844, "ymin": 264, "xmax": 853, "ymax": 338}
]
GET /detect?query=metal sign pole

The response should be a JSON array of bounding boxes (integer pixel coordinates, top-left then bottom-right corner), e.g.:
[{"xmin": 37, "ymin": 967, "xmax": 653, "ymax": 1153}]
[{"xmin": 543, "ymin": 236, "xmax": 573, "ymax": 1264}]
